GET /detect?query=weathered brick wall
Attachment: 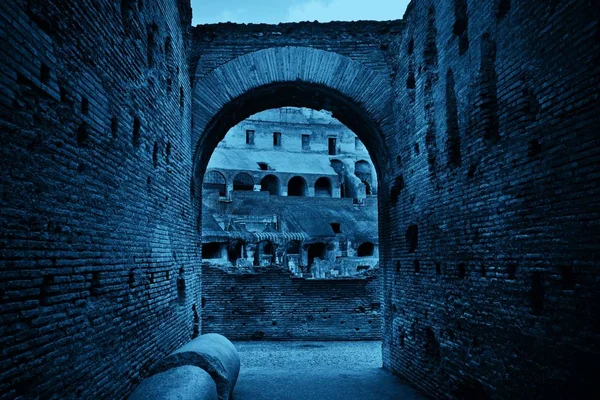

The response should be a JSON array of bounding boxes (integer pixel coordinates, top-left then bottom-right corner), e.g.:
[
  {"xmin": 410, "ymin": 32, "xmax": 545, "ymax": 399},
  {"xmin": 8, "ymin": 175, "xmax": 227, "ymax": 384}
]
[
  {"xmin": 191, "ymin": 20, "xmax": 401, "ymax": 81},
  {"xmin": 0, "ymin": 0, "xmax": 200, "ymax": 398},
  {"xmin": 382, "ymin": 0, "xmax": 600, "ymax": 398},
  {"xmin": 202, "ymin": 264, "xmax": 381, "ymax": 340}
]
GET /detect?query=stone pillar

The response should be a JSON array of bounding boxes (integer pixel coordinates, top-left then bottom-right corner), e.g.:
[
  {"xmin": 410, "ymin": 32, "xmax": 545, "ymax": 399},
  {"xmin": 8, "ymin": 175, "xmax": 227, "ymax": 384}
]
[{"xmin": 307, "ymin": 187, "xmax": 315, "ymax": 197}]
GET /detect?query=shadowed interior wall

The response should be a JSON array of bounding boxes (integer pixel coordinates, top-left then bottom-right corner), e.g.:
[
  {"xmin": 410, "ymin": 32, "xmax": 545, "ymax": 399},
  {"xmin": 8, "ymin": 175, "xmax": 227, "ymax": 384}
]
[
  {"xmin": 0, "ymin": 0, "xmax": 199, "ymax": 398},
  {"xmin": 382, "ymin": 1, "xmax": 600, "ymax": 398},
  {"xmin": 202, "ymin": 265, "xmax": 381, "ymax": 340}
]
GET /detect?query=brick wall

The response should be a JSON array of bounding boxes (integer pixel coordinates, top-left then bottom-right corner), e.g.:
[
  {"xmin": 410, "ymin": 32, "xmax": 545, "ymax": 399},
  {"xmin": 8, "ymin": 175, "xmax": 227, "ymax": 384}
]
[
  {"xmin": 202, "ymin": 264, "xmax": 381, "ymax": 340},
  {"xmin": 0, "ymin": 0, "xmax": 199, "ymax": 398},
  {"xmin": 382, "ymin": 0, "xmax": 600, "ymax": 398}
]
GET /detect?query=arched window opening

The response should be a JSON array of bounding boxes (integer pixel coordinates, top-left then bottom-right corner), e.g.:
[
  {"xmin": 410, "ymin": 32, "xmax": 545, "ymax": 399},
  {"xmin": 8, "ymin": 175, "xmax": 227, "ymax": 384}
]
[
  {"xmin": 315, "ymin": 177, "xmax": 332, "ymax": 197},
  {"xmin": 233, "ymin": 172, "xmax": 254, "ymax": 191},
  {"xmin": 288, "ymin": 176, "xmax": 307, "ymax": 197},
  {"xmin": 202, "ymin": 242, "xmax": 222, "ymax": 259},
  {"xmin": 260, "ymin": 175, "xmax": 280, "ymax": 195},
  {"xmin": 227, "ymin": 241, "xmax": 243, "ymax": 264},
  {"xmin": 203, "ymin": 170, "xmax": 227, "ymax": 197},
  {"xmin": 355, "ymin": 160, "xmax": 372, "ymax": 188},
  {"xmin": 307, "ymin": 242, "xmax": 327, "ymax": 270},
  {"xmin": 357, "ymin": 242, "xmax": 375, "ymax": 257},
  {"xmin": 255, "ymin": 241, "xmax": 275, "ymax": 266}
]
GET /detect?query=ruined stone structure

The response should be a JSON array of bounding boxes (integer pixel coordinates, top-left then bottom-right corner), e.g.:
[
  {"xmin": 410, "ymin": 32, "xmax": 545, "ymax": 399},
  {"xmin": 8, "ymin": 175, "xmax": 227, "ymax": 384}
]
[
  {"xmin": 202, "ymin": 107, "xmax": 379, "ymax": 279},
  {"xmin": 1, "ymin": 0, "xmax": 599, "ymax": 398}
]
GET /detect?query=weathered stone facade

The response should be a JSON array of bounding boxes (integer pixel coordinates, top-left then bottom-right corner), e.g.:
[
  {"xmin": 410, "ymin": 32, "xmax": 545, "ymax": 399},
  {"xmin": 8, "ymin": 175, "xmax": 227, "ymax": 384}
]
[{"xmin": 1, "ymin": 0, "xmax": 598, "ymax": 398}]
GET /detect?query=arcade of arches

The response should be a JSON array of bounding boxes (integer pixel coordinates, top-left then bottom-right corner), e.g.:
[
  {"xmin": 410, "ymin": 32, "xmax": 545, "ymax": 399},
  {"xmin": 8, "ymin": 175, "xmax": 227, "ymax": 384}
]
[{"xmin": 0, "ymin": 0, "xmax": 598, "ymax": 399}]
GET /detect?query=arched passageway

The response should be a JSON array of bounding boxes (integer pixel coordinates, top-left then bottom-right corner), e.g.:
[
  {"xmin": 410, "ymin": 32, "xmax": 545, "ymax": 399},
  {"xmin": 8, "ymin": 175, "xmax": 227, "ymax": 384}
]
[
  {"xmin": 233, "ymin": 172, "xmax": 254, "ymax": 191},
  {"xmin": 260, "ymin": 175, "xmax": 280, "ymax": 195},
  {"xmin": 287, "ymin": 176, "xmax": 308, "ymax": 197},
  {"xmin": 314, "ymin": 177, "xmax": 333, "ymax": 197},
  {"xmin": 357, "ymin": 242, "xmax": 375, "ymax": 257},
  {"xmin": 203, "ymin": 170, "xmax": 227, "ymax": 196},
  {"xmin": 355, "ymin": 160, "xmax": 373, "ymax": 196}
]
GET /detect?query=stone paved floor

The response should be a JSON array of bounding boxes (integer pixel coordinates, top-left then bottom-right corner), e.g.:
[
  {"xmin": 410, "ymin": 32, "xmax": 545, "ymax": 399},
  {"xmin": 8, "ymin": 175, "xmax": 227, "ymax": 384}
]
[{"xmin": 232, "ymin": 341, "xmax": 426, "ymax": 400}]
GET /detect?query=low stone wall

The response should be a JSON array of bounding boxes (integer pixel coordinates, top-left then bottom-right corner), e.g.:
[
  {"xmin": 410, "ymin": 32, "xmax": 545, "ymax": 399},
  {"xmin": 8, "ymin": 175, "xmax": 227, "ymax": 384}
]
[{"xmin": 201, "ymin": 264, "xmax": 381, "ymax": 340}]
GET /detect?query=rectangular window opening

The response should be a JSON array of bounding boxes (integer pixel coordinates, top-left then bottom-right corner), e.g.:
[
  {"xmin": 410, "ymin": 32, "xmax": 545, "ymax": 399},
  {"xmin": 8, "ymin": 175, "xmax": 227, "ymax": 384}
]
[
  {"xmin": 273, "ymin": 132, "xmax": 281, "ymax": 146},
  {"xmin": 328, "ymin": 137, "xmax": 337, "ymax": 155},
  {"xmin": 246, "ymin": 130, "xmax": 255, "ymax": 145},
  {"xmin": 302, "ymin": 134, "xmax": 310, "ymax": 150}
]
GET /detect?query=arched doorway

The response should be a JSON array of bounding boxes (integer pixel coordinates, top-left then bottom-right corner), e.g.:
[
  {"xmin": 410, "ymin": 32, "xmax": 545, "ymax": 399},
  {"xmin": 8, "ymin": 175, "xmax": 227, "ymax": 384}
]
[
  {"xmin": 314, "ymin": 177, "xmax": 332, "ymax": 197},
  {"xmin": 307, "ymin": 242, "xmax": 327, "ymax": 272},
  {"xmin": 203, "ymin": 170, "xmax": 227, "ymax": 197},
  {"xmin": 287, "ymin": 176, "xmax": 307, "ymax": 197},
  {"xmin": 355, "ymin": 160, "xmax": 373, "ymax": 196},
  {"xmin": 357, "ymin": 242, "xmax": 375, "ymax": 257},
  {"xmin": 260, "ymin": 175, "xmax": 280, "ymax": 195},
  {"xmin": 233, "ymin": 172, "xmax": 254, "ymax": 191}
]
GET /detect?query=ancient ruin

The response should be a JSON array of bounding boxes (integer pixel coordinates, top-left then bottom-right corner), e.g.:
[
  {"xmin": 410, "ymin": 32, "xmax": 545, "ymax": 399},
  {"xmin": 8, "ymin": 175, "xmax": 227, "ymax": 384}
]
[{"xmin": 0, "ymin": 0, "xmax": 599, "ymax": 398}]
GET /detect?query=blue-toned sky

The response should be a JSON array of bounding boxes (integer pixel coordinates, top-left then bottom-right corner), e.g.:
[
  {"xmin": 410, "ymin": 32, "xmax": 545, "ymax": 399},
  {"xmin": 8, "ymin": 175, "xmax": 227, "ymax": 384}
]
[{"xmin": 191, "ymin": 0, "xmax": 411, "ymax": 25}]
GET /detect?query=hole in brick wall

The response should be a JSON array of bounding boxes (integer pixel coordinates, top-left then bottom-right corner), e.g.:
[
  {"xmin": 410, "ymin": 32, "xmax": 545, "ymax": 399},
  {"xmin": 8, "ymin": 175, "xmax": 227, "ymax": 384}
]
[
  {"xmin": 531, "ymin": 271, "xmax": 545, "ymax": 315},
  {"xmin": 445, "ymin": 69, "xmax": 462, "ymax": 167},
  {"xmin": 120, "ymin": 0, "xmax": 136, "ymax": 27},
  {"xmin": 177, "ymin": 267, "xmax": 186, "ymax": 303},
  {"xmin": 91, "ymin": 272, "xmax": 101, "ymax": 296},
  {"xmin": 407, "ymin": 38, "xmax": 414, "ymax": 55},
  {"xmin": 435, "ymin": 262, "xmax": 441, "ymax": 275},
  {"xmin": 40, "ymin": 275, "xmax": 54, "ymax": 305},
  {"xmin": 457, "ymin": 263, "xmax": 466, "ymax": 278},
  {"xmin": 77, "ymin": 163, "xmax": 86, "ymax": 173},
  {"xmin": 507, "ymin": 264, "xmax": 516, "ymax": 279},
  {"xmin": 390, "ymin": 175, "xmax": 405, "ymax": 205},
  {"xmin": 147, "ymin": 176, "xmax": 151, "ymax": 187},
  {"xmin": 164, "ymin": 36, "xmax": 172, "ymax": 58},
  {"xmin": 528, "ymin": 139, "xmax": 541, "ymax": 158},
  {"xmin": 152, "ymin": 142, "xmax": 159, "ymax": 168},
  {"xmin": 406, "ymin": 224, "xmax": 418, "ymax": 253},
  {"xmin": 406, "ymin": 70, "xmax": 416, "ymax": 89},
  {"xmin": 396, "ymin": 260, "xmax": 401, "ymax": 272},
  {"xmin": 133, "ymin": 117, "xmax": 141, "ymax": 147},
  {"xmin": 561, "ymin": 266, "xmax": 575, "ymax": 290},
  {"xmin": 400, "ymin": 332, "xmax": 405, "ymax": 347},
  {"xmin": 481, "ymin": 264, "xmax": 487, "ymax": 277},
  {"xmin": 479, "ymin": 32, "xmax": 499, "ymax": 141},
  {"xmin": 467, "ymin": 163, "xmax": 477, "ymax": 179},
  {"xmin": 180, "ymin": 86, "xmax": 184, "ymax": 109},
  {"xmin": 128, "ymin": 268, "xmax": 135, "ymax": 289},
  {"xmin": 166, "ymin": 77, "xmax": 172, "ymax": 93},
  {"xmin": 414, "ymin": 142, "xmax": 420, "ymax": 155},
  {"xmin": 40, "ymin": 63, "xmax": 50, "ymax": 84},
  {"xmin": 424, "ymin": 7, "xmax": 438, "ymax": 69},
  {"xmin": 111, "ymin": 117, "xmax": 118, "ymax": 139},
  {"xmin": 166, "ymin": 142, "xmax": 172, "ymax": 163},
  {"xmin": 81, "ymin": 97, "xmax": 89, "ymax": 115},
  {"xmin": 396, "ymin": 155, "xmax": 402, "ymax": 167},
  {"xmin": 146, "ymin": 23, "xmax": 158, "ymax": 67},
  {"xmin": 496, "ymin": 0, "xmax": 511, "ymax": 20},
  {"xmin": 414, "ymin": 259, "xmax": 420, "ymax": 273},
  {"xmin": 452, "ymin": 0, "xmax": 469, "ymax": 55},
  {"xmin": 76, "ymin": 122, "xmax": 89, "ymax": 146},
  {"xmin": 60, "ymin": 86, "xmax": 68, "ymax": 102},
  {"xmin": 192, "ymin": 304, "xmax": 200, "ymax": 339},
  {"xmin": 425, "ymin": 122, "xmax": 438, "ymax": 177},
  {"xmin": 424, "ymin": 327, "xmax": 441, "ymax": 360},
  {"xmin": 201, "ymin": 296, "xmax": 206, "ymax": 308}
]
